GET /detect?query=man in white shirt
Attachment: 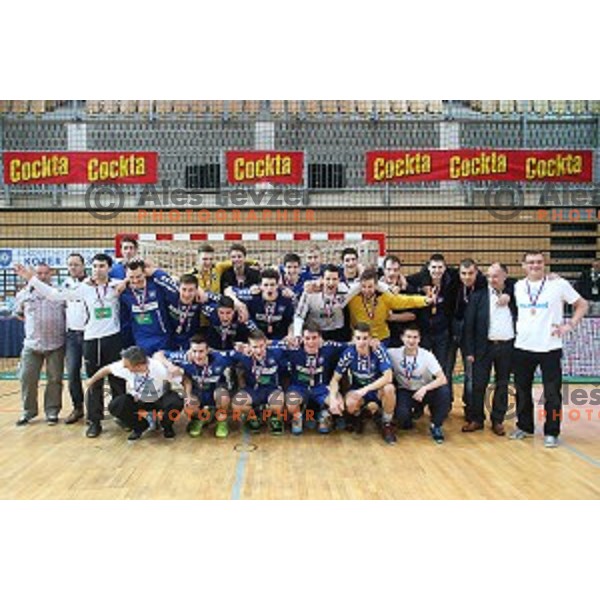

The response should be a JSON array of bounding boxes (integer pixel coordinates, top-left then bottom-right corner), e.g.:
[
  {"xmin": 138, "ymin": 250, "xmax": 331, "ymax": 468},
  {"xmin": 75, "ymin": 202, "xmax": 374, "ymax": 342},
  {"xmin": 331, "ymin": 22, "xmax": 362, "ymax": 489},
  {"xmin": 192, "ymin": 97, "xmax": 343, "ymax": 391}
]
[
  {"xmin": 62, "ymin": 253, "xmax": 88, "ymax": 424},
  {"xmin": 15, "ymin": 254, "xmax": 127, "ymax": 438},
  {"xmin": 463, "ymin": 263, "xmax": 516, "ymax": 435},
  {"xmin": 510, "ymin": 251, "xmax": 588, "ymax": 448},
  {"xmin": 388, "ymin": 324, "xmax": 450, "ymax": 444},
  {"xmin": 85, "ymin": 345, "xmax": 184, "ymax": 440}
]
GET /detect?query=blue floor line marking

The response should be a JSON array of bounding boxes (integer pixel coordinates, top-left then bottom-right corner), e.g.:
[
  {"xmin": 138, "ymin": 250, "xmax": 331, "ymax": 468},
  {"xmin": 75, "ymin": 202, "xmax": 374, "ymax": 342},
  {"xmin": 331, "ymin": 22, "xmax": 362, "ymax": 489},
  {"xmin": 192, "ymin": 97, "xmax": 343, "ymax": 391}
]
[
  {"xmin": 560, "ymin": 441, "xmax": 600, "ymax": 468},
  {"xmin": 231, "ymin": 429, "xmax": 251, "ymax": 500}
]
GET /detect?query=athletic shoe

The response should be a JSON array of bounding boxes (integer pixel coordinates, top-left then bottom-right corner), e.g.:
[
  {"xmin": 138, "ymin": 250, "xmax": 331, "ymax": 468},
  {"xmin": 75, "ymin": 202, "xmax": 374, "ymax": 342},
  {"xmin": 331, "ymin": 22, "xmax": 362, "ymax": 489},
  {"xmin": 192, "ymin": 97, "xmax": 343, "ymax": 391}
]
[
  {"xmin": 46, "ymin": 416, "xmax": 59, "ymax": 426},
  {"xmin": 544, "ymin": 435, "xmax": 559, "ymax": 448},
  {"xmin": 509, "ymin": 427, "xmax": 533, "ymax": 440},
  {"xmin": 318, "ymin": 410, "xmax": 332, "ymax": 434},
  {"xmin": 163, "ymin": 424, "xmax": 175, "ymax": 439},
  {"xmin": 269, "ymin": 415, "xmax": 284, "ymax": 436},
  {"xmin": 186, "ymin": 418, "xmax": 204, "ymax": 438},
  {"xmin": 382, "ymin": 422, "xmax": 397, "ymax": 445},
  {"xmin": 351, "ymin": 412, "xmax": 364, "ymax": 435},
  {"xmin": 16, "ymin": 417, "xmax": 30, "ymax": 426},
  {"xmin": 334, "ymin": 416, "xmax": 346, "ymax": 431},
  {"xmin": 430, "ymin": 424, "xmax": 444, "ymax": 444},
  {"xmin": 305, "ymin": 414, "xmax": 317, "ymax": 430},
  {"xmin": 291, "ymin": 413, "xmax": 303, "ymax": 435},
  {"xmin": 215, "ymin": 421, "xmax": 229, "ymax": 438},
  {"xmin": 246, "ymin": 417, "xmax": 262, "ymax": 434},
  {"xmin": 128, "ymin": 429, "xmax": 143, "ymax": 441}
]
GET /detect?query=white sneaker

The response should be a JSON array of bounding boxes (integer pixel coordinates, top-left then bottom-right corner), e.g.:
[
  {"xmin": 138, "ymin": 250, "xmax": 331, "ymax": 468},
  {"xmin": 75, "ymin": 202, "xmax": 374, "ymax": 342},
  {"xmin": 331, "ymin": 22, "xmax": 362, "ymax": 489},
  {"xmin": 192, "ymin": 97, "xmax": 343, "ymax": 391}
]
[
  {"xmin": 544, "ymin": 435, "xmax": 559, "ymax": 448},
  {"xmin": 509, "ymin": 427, "xmax": 533, "ymax": 440}
]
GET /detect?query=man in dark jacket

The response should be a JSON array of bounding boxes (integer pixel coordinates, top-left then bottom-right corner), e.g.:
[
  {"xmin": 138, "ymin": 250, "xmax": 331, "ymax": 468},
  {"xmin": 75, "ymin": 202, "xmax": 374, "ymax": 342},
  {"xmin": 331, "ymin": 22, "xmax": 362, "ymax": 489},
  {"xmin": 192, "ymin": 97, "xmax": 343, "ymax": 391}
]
[{"xmin": 463, "ymin": 263, "xmax": 517, "ymax": 435}]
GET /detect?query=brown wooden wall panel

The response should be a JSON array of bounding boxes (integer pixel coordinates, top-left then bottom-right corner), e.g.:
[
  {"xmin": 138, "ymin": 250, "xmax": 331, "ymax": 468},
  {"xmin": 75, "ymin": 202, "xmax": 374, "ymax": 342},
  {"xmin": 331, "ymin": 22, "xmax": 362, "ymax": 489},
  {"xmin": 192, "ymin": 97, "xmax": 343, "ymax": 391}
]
[{"xmin": 1, "ymin": 209, "xmax": 595, "ymax": 275}]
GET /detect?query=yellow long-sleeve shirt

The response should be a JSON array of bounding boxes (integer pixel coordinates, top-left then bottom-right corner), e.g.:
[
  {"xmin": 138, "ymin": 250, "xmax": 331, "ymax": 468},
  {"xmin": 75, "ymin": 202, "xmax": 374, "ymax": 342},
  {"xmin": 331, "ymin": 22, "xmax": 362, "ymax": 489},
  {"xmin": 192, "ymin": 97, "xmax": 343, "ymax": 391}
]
[{"xmin": 348, "ymin": 291, "xmax": 427, "ymax": 340}]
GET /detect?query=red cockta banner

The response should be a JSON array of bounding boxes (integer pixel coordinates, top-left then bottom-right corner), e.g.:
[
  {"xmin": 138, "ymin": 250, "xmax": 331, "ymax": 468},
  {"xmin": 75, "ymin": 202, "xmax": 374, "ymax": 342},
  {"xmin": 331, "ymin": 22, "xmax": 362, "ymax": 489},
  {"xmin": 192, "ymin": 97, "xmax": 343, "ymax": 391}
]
[
  {"xmin": 3, "ymin": 151, "xmax": 158, "ymax": 185},
  {"xmin": 366, "ymin": 150, "xmax": 593, "ymax": 183},
  {"xmin": 226, "ymin": 151, "xmax": 303, "ymax": 185}
]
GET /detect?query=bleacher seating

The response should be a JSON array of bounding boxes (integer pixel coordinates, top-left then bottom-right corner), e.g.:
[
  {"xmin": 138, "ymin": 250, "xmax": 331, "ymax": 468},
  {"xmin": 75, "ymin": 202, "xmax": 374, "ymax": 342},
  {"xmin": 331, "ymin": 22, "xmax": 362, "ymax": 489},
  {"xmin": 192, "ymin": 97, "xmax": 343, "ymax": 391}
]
[{"xmin": 2, "ymin": 99, "xmax": 598, "ymax": 120}]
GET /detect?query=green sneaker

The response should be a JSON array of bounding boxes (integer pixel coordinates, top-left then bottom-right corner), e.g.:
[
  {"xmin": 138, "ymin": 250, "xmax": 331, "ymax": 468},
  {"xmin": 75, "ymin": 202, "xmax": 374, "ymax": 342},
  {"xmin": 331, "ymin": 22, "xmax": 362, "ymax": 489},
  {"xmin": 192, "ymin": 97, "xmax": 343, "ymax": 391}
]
[
  {"xmin": 246, "ymin": 417, "xmax": 262, "ymax": 434},
  {"xmin": 215, "ymin": 420, "xmax": 229, "ymax": 438},
  {"xmin": 269, "ymin": 415, "xmax": 284, "ymax": 436},
  {"xmin": 186, "ymin": 418, "xmax": 204, "ymax": 438}
]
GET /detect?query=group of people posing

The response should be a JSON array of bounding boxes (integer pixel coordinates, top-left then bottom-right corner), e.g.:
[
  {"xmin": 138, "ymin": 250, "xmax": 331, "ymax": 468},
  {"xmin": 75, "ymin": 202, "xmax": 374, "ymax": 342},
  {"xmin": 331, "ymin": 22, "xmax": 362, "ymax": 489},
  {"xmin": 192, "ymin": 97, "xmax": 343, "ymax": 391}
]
[{"xmin": 12, "ymin": 236, "xmax": 588, "ymax": 448}]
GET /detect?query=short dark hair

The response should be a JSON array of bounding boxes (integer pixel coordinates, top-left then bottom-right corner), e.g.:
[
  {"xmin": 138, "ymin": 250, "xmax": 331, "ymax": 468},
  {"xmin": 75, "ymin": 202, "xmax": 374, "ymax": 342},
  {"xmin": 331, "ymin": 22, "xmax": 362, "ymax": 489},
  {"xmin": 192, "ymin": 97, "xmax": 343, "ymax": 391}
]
[
  {"xmin": 260, "ymin": 268, "xmax": 280, "ymax": 282},
  {"xmin": 198, "ymin": 243, "xmax": 215, "ymax": 254},
  {"xmin": 180, "ymin": 274, "xmax": 198, "ymax": 286},
  {"xmin": 218, "ymin": 296, "xmax": 235, "ymax": 310},
  {"xmin": 120, "ymin": 235, "xmax": 139, "ymax": 249},
  {"xmin": 283, "ymin": 252, "xmax": 301, "ymax": 266},
  {"xmin": 248, "ymin": 329, "xmax": 267, "ymax": 343},
  {"xmin": 67, "ymin": 252, "xmax": 85, "ymax": 265},
  {"xmin": 323, "ymin": 263, "xmax": 340, "ymax": 275},
  {"xmin": 353, "ymin": 322, "xmax": 371, "ymax": 335},
  {"xmin": 341, "ymin": 247, "xmax": 358, "ymax": 260},
  {"xmin": 460, "ymin": 258, "xmax": 477, "ymax": 269},
  {"xmin": 402, "ymin": 324, "xmax": 422, "ymax": 336},
  {"xmin": 302, "ymin": 323, "xmax": 322, "ymax": 335},
  {"xmin": 92, "ymin": 253, "xmax": 113, "ymax": 267},
  {"xmin": 230, "ymin": 243, "xmax": 247, "ymax": 256},
  {"xmin": 126, "ymin": 259, "xmax": 146, "ymax": 272},
  {"xmin": 360, "ymin": 268, "xmax": 378, "ymax": 283},
  {"xmin": 121, "ymin": 345, "xmax": 147, "ymax": 365},
  {"xmin": 429, "ymin": 253, "xmax": 446, "ymax": 264},
  {"xmin": 189, "ymin": 334, "xmax": 208, "ymax": 346},
  {"xmin": 383, "ymin": 254, "xmax": 401, "ymax": 268}
]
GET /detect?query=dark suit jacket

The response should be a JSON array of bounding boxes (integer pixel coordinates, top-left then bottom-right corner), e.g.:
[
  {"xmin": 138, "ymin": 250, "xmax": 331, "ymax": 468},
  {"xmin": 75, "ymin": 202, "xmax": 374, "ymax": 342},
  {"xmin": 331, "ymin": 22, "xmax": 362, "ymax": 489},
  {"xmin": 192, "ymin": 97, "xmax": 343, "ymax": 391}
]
[{"xmin": 464, "ymin": 279, "xmax": 517, "ymax": 360}]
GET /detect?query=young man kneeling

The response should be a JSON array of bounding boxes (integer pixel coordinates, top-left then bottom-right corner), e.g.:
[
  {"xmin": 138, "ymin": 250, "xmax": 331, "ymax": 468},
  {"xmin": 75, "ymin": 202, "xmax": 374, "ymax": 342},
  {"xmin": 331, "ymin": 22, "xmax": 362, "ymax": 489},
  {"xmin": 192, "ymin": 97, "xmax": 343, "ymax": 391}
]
[
  {"xmin": 85, "ymin": 346, "xmax": 183, "ymax": 440},
  {"xmin": 388, "ymin": 325, "xmax": 450, "ymax": 444}
]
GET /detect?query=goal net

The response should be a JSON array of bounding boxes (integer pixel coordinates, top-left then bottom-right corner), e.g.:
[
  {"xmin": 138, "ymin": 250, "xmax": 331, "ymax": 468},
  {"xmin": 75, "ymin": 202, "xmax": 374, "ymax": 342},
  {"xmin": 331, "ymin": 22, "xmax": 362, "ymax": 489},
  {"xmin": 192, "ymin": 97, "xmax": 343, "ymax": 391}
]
[{"xmin": 115, "ymin": 232, "xmax": 387, "ymax": 277}]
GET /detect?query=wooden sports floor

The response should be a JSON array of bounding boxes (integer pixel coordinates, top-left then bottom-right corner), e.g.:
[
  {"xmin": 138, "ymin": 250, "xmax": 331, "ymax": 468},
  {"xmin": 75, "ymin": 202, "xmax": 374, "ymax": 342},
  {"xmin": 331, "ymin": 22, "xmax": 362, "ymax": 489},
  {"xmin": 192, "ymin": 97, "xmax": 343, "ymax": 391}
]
[{"xmin": 1, "ymin": 380, "xmax": 598, "ymax": 500}]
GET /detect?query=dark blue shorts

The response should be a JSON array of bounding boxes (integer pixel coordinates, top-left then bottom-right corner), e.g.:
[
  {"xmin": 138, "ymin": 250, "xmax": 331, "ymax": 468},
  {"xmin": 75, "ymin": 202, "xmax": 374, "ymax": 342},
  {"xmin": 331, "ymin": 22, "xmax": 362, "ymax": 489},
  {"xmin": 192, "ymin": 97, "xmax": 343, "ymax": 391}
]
[
  {"xmin": 235, "ymin": 386, "xmax": 283, "ymax": 408},
  {"xmin": 286, "ymin": 384, "xmax": 329, "ymax": 408}
]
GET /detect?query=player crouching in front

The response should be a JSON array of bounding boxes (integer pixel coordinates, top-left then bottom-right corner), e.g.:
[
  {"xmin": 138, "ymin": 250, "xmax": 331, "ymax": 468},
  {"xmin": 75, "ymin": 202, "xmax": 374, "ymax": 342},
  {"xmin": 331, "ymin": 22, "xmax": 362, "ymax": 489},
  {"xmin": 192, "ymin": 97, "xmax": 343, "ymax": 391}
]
[
  {"xmin": 388, "ymin": 325, "xmax": 450, "ymax": 444},
  {"xmin": 84, "ymin": 346, "xmax": 184, "ymax": 441},
  {"xmin": 155, "ymin": 334, "xmax": 236, "ymax": 439},
  {"xmin": 328, "ymin": 323, "xmax": 397, "ymax": 444}
]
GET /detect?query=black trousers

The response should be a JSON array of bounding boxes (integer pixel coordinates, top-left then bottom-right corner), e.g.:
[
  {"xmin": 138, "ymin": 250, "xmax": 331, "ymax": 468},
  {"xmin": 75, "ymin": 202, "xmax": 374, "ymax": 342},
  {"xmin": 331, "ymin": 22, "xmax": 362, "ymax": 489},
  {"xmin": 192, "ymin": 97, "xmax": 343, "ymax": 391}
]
[
  {"xmin": 470, "ymin": 340, "xmax": 513, "ymax": 425},
  {"xmin": 513, "ymin": 348, "xmax": 563, "ymax": 437},
  {"xmin": 84, "ymin": 332, "xmax": 126, "ymax": 423},
  {"xmin": 446, "ymin": 318, "xmax": 472, "ymax": 409},
  {"xmin": 108, "ymin": 391, "xmax": 184, "ymax": 433},
  {"xmin": 395, "ymin": 385, "xmax": 451, "ymax": 428}
]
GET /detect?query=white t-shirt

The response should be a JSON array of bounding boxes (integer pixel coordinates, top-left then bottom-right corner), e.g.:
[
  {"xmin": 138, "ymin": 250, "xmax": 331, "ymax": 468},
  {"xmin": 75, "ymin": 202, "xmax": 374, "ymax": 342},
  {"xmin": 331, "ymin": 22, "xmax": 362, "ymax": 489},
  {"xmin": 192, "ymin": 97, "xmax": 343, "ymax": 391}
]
[
  {"xmin": 109, "ymin": 358, "xmax": 171, "ymax": 403},
  {"xmin": 514, "ymin": 277, "xmax": 581, "ymax": 352},
  {"xmin": 31, "ymin": 276, "xmax": 122, "ymax": 340},
  {"xmin": 388, "ymin": 347, "xmax": 442, "ymax": 391}
]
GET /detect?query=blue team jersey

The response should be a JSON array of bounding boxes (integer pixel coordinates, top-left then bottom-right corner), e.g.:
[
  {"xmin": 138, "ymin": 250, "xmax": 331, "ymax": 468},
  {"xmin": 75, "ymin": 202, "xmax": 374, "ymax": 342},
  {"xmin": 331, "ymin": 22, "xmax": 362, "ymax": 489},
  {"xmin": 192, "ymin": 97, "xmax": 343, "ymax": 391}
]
[
  {"xmin": 335, "ymin": 345, "xmax": 392, "ymax": 389},
  {"xmin": 300, "ymin": 265, "xmax": 325, "ymax": 282},
  {"xmin": 120, "ymin": 270, "xmax": 174, "ymax": 353},
  {"xmin": 236, "ymin": 346, "xmax": 288, "ymax": 389},
  {"xmin": 278, "ymin": 267, "xmax": 306, "ymax": 303},
  {"xmin": 286, "ymin": 341, "xmax": 346, "ymax": 388},
  {"xmin": 200, "ymin": 302, "xmax": 258, "ymax": 350},
  {"xmin": 165, "ymin": 349, "xmax": 237, "ymax": 395},
  {"xmin": 109, "ymin": 262, "xmax": 127, "ymax": 280},
  {"xmin": 235, "ymin": 288, "xmax": 294, "ymax": 340}
]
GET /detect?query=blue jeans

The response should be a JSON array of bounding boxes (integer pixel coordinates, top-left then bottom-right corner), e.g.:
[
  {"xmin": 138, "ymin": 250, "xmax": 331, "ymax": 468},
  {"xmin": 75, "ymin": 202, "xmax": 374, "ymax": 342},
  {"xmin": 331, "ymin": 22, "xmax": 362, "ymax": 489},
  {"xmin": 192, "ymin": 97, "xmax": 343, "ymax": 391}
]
[{"xmin": 66, "ymin": 329, "xmax": 85, "ymax": 408}]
